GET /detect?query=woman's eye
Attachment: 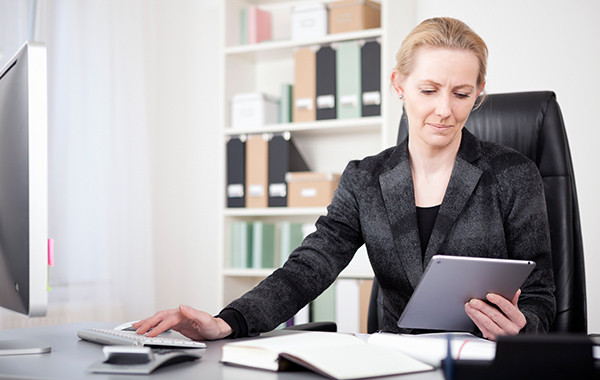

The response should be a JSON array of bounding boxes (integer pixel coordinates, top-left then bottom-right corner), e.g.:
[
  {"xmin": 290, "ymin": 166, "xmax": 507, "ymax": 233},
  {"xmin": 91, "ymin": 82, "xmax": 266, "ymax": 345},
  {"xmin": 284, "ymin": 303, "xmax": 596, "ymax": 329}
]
[
  {"xmin": 455, "ymin": 92, "xmax": 470, "ymax": 99},
  {"xmin": 420, "ymin": 89, "xmax": 436, "ymax": 95}
]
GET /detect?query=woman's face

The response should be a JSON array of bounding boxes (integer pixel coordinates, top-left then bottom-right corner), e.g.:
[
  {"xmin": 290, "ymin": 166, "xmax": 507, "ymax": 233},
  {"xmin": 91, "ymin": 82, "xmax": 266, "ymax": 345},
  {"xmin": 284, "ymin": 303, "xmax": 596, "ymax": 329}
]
[{"xmin": 393, "ymin": 47, "xmax": 484, "ymax": 152}]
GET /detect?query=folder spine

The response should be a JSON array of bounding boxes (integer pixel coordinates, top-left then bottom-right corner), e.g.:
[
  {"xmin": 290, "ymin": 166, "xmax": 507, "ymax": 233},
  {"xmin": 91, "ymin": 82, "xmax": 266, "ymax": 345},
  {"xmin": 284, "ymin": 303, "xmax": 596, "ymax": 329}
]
[
  {"xmin": 247, "ymin": 5, "xmax": 271, "ymax": 44},
  {"xmin": 226, "ymin": 136, "xmax": 246, "ymax": 208},
  {"xmin": 268, "ymin": 133, "xmax": 309, "ymax": 207},
  {"xmin": 336, "ymin": 41, "xmax": 362, "ymax": 119},
  {"xmin": 361, "ymin": 39, "xmax": 381, "ymax": 117},
  {"xmin": 293, "ymin": 47, "xmax": 317, "ymax": 122},
  {"xmin": 316, "ymin": 45, "xmax": 337, "ymax": 120},
  {"xmin": 279, "ymin": 84, "xmax": 293, "ymax": 123},
  {"xmin": 246, "ymin": 134, "xmax": 270, "ymax": 208}
]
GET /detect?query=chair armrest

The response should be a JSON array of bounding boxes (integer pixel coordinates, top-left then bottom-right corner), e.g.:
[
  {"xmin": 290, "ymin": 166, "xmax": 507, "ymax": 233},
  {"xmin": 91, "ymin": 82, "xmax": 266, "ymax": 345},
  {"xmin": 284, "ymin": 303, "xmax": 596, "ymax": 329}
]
[{"xmin": 283, "ymin": 322, "xmax": 337, "ymax": 332}]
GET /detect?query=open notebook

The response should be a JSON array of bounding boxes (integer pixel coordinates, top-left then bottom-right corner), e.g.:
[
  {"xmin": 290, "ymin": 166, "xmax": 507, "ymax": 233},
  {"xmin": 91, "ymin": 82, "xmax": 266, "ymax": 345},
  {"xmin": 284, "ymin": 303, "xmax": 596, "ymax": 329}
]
[{"xmin": 221, "ymin": 331, "xmax": 433, "ymax": 380}]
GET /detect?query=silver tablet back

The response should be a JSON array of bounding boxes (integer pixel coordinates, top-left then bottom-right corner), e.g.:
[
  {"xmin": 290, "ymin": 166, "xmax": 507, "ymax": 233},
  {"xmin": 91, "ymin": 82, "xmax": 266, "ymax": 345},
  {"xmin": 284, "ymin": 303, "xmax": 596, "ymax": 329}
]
[{"xmin": 397, "ymin": 255, "xmax": 535, "ymax": 331}]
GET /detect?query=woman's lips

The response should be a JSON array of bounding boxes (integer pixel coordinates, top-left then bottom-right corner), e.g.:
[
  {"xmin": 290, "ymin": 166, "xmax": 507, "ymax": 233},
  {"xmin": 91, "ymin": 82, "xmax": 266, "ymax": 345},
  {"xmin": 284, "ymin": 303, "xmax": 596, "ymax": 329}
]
[{"xmin": 427, "ymin": 123, "xmax": 452, "ymax": 130}]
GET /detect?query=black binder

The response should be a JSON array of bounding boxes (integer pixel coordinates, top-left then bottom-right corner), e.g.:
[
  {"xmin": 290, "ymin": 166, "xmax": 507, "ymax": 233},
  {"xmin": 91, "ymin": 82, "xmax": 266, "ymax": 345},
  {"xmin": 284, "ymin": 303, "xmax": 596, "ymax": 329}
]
[
  {"xmin": 268, "ymin": 133, "xmax": 309, "ymax": 207},
  {"xmin": 361, "ymin": 40, "xmax": 381, "ymax": 117},
  {"xmin": 316, "ymin": 45, "xmax": 336, "ymax": 120},
  {"xmin": 226, "ymin": 136, "xmax": 246, "ymax": 208}
]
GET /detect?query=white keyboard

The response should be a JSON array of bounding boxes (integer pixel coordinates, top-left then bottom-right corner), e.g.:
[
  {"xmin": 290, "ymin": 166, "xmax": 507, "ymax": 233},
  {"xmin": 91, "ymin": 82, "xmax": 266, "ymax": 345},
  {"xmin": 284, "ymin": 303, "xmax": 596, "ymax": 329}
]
[{"xmin": 77, "ymin": 328, "xmax": 206, "ymax": 349}]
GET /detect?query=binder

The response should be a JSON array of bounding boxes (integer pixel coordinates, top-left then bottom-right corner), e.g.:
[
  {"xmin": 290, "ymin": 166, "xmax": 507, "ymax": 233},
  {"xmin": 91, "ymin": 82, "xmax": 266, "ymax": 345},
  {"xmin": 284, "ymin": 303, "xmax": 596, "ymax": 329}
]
[
  {"xmin": 311, "ymin": 282, "xmax": 336, "ymax": 322},
  {"xmin": 336, "ymin": 40, "xmax": 362, "ymax": 119},
  {"xmin": 316, "ymin": 45, "xmax": 337, "ymax": 120},
  {"xmin": 226, "ymin": 136, "xmax": 246, "ymax": 208},
  {"xmin": 245, "ymin": 134, "xmax": 269, "ymax": 208},
  {"xmin": 240, "ymin": 8, "xmax": 247, "ymax": 45},
  {"xmin": 230, "ymin": 221, "xmax": 253, "ymax": 268},
  {"xmin": 279, "ymin": 84, "xmax": 293, "ymax": 123},
  {"xmin": 252, "ymin": 221, "xmax": 276, "ymax": 268},
  {"xmin": 247, "ymin": 5, "xmax": 271, "ymax": 44},
  {"xmin": 279, "ymin": 221, "xmax": 304, "ymax": 266},
  {"xmin": 293, "ymin": 47, "xmax": 316, "ymax": 122},
  {"xmin": 361, "ymin": 40, "xmax": 381, "ymax": 117},
  {"xmin": 268, "ymin": 133, "xmax": 310, "ymax": 207}
]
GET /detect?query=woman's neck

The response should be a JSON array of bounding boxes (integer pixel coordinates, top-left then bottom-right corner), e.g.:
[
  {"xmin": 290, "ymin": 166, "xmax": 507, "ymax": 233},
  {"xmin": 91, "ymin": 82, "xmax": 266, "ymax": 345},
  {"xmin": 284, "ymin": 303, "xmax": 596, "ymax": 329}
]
[{"xmin": 409, "ymin": 135, "xmax": 461, "ymax": 207}]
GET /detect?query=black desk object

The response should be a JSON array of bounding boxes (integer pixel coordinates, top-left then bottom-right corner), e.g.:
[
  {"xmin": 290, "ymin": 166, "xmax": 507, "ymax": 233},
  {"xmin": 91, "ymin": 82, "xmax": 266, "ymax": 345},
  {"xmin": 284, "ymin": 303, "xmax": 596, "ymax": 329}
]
[{"xmin": 445, "ymin": 334, "xmax": 598, "ymax": 380}]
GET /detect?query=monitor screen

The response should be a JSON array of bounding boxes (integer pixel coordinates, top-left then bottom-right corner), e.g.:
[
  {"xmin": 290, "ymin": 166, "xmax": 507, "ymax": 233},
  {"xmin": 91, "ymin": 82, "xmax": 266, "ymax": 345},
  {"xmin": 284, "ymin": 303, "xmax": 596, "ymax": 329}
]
[{"xmin": 0, "ymin": 42, "xmax": 48, "ymax": 318}]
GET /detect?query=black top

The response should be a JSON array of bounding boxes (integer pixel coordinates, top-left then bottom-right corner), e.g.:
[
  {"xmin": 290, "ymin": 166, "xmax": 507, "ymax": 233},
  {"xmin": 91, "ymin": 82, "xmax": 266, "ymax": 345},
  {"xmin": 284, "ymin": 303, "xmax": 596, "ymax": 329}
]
[
  {"xmin": 416, "ymin": 205, "xmax": 441, "ymax": 259},
  {"xmin": 215, "ymin": 308, "xmax": 247, "ymax": 339},
  {"xmin": 221, "ymin": 129, "xmax": 556, "ymax": 336}
]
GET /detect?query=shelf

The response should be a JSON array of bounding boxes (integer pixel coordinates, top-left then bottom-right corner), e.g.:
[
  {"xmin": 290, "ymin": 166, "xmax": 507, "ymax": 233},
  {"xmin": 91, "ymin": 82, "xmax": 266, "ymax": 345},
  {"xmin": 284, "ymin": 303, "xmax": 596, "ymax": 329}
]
[
  {"xmin": 224, "ymin": 268, "xmax": 275, "ymax": 277},
  {"xmin": 220, "ymin": 0, "xmax": 411, "ymax": 310},
  {"xmin": 224, "ymin": 116, "xmax": 382, "ymax": 136},
  {"xmin": 224, "ymin": 207, "xmax": 327, "ymax": 217},
  {"xmin": 225, "ymin": 28, "xmax": 382, "ymax": 61},
  {"xmin": 224, "ymin": 268, "xmax": 374, "ymax": 280}
]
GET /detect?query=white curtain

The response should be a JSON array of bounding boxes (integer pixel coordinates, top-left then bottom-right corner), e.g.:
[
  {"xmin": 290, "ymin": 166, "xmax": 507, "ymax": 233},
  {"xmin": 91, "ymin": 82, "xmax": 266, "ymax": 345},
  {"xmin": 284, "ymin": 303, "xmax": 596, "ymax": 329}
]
[{"xmin": 0, "ymin": 0, "xmax": 155, "ymax": 327}]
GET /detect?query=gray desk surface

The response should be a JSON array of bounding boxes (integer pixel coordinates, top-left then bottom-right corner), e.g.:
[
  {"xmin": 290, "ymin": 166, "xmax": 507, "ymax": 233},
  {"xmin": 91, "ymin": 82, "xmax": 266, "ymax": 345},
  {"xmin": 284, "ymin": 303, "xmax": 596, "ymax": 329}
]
[{"xmin": 0, "ymin": 322, "xmax": 444, "ymax": 380}]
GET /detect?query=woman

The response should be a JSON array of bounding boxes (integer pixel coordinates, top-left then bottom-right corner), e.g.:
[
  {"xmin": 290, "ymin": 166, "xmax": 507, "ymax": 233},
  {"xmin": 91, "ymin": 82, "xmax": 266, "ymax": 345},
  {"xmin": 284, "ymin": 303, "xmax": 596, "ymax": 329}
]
[{"xmin": 134, "ymin": 17, "xmax": 556, "ymax": 341}]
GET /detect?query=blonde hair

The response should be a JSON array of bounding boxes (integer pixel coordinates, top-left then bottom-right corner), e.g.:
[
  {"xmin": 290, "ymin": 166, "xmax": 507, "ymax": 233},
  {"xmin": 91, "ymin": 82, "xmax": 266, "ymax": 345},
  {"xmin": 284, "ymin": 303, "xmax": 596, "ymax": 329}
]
[{"xmin": 393, "ymin": 17, "xmax": 488, "ymax": 88}]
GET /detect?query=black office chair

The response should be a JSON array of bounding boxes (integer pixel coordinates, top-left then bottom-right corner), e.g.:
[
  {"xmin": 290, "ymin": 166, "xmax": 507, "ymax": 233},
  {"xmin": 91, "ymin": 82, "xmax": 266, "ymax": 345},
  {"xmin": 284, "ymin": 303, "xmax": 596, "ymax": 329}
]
[{"xmin": 368, "ymin": 91, "xmax": 587, "ymax": 334}]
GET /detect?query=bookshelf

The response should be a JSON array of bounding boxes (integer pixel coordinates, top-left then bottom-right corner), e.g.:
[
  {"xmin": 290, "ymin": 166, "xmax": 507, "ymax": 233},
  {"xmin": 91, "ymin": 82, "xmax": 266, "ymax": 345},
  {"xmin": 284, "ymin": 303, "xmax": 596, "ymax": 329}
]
[{"xmin": 219, "ymin": 0, "xmax": 416, "ymax": 327}]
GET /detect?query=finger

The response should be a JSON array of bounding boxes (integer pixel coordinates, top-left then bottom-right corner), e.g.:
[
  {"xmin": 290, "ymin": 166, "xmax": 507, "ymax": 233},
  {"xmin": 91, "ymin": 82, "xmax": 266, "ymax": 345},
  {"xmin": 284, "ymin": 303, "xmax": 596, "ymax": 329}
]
[
  {"xmin": 486, "ymin": 293, "xmax": 525, "ymax": 332},
  {"xmin": 134, "ymin": 309, "xmax": 174, "ymax": 334},
  {"xmin": 144, "ymin": 311, "xmax": 184, "ymax": 338},
  {"xmin": 511, "ymin": 289, "xmax": 521, "ymax": 306},
  {"xmin": 465, "ymin": 301, "xmax": 502, "ymax": 340}
]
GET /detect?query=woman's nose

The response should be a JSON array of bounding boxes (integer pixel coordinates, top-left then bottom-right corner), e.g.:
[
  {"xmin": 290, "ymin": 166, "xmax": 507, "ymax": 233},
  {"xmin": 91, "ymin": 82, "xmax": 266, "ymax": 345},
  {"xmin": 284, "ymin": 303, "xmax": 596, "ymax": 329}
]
[{"xmin": 435, "ymin": 94, "xmax": 452, "ymax": 118}]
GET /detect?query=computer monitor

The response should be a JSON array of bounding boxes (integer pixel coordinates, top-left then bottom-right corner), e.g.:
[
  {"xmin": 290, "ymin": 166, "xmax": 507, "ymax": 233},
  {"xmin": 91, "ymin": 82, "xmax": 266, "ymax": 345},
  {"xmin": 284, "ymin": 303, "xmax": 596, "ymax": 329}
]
[{"xmin": 0, "ymin": 42, "xmax": 50, "ymax": 355}]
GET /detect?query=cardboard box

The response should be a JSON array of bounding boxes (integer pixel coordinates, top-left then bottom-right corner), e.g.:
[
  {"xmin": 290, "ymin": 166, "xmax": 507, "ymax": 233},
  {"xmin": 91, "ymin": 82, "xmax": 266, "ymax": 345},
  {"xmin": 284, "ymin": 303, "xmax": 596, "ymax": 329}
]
[
  {"xmin": 231, "ymin": 93, "xmax": 279, "ymax": 128},
  {"xmin": 291, "ymin": 3, "xmax": 328, "ymax": 41},
  {"xmin": 329, "ymin": 0, "xmax": 381, "ymax": 34},
  {"xmin": 286, "ymin": 172, "xmax": 341, "ymax": 207}
]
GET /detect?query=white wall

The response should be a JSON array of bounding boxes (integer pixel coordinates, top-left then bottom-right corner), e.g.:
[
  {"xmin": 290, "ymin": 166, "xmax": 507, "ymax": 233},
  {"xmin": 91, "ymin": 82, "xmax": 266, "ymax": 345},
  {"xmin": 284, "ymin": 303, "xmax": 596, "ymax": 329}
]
[
  {"xmin": 414, "ymin": 0, "xmax": 600, "ymax": 333},
  {"xmin": 144, "ymin": 0, "xmax": 222, "ymax": 314}
]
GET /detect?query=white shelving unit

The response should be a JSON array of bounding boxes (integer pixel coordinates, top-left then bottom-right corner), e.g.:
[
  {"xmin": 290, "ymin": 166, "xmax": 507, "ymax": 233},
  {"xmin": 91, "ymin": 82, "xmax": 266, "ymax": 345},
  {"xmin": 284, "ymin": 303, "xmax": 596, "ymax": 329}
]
[{"xmin": 219, "ymin": 0, "xmax": 415, "ymax": 308}]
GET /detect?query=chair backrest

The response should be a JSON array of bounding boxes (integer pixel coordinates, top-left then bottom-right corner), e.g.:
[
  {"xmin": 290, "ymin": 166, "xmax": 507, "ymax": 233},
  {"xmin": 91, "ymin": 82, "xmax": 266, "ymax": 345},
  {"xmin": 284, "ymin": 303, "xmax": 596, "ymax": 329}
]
[{"xmin": 368, "ymin": 91, "xmax": 587, "ymax": 333}]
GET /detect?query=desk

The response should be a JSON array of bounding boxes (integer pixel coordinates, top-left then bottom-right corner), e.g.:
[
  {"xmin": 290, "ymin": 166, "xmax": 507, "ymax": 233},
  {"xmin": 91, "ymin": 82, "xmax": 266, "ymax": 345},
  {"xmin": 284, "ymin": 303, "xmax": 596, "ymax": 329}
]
[{"xmin": 0, "ymin": 322, "xmax": 444, "ymax": 380}]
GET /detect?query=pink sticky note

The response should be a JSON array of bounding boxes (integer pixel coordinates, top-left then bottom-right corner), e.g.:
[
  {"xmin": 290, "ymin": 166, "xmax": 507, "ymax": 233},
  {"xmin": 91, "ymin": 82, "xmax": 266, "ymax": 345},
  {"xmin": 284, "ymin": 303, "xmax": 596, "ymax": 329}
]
[{"xmin": 48, "ymin": 238, "xmax": 55, "ymax": 267}]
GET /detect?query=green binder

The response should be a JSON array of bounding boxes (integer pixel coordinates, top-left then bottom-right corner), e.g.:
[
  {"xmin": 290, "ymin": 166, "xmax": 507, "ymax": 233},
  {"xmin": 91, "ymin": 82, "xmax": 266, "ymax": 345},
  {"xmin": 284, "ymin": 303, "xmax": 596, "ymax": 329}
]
[
  {"xmin": 311, "ymin": 283, "xmax": 336, "ymax": 322},
  {"xmin": 252, "ymin": 221, "xmax": 276, "ymax": 268},
  {"xmin": 279, "ymin": 221, "xmax": 304, "ymax": 266},
  {"xmin": 279, "ymin": 84, "xmax": 293, "ymax": 123},
  {"xmin": 230, "ymin": 221, "xmax": 253, "ymax": 268},
  {"xmin": 240, "ymin": 8, "xmax": 247, "ymax": 45},
  {"xmin": 336, "ymin": 41, "xmax": 362, "ymax": 119}
]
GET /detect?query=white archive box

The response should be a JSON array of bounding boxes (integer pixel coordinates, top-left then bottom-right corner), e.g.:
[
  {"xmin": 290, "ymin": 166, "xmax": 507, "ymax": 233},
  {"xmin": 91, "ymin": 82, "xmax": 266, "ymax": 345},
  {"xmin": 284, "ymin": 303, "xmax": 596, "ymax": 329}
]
[
  {"xmin": 231, "ymin": 93, "xmax": 279, "ymax": 128},
  {"xmin": 291, "ymin": 3, "xmax": 328, "ymax": 41}
]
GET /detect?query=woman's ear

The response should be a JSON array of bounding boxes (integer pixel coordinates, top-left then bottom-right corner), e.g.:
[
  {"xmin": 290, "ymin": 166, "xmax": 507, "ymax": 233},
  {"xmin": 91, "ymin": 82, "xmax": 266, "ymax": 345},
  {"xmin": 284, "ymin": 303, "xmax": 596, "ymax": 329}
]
[
  {"xmin": 390, "ymin": 71, "xmax": 404, "ymax": 99},
  {"xmin": 477, "ymin": 81, "xmax": 486, "ymax": 97}
]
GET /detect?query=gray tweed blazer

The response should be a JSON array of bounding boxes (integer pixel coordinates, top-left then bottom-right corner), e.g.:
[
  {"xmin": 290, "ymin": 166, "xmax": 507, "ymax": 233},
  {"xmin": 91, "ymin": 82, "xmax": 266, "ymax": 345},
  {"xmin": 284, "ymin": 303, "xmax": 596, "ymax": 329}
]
[{"xmin": 227, "ymin": 129, "xmax": 556, "ymax": 336}]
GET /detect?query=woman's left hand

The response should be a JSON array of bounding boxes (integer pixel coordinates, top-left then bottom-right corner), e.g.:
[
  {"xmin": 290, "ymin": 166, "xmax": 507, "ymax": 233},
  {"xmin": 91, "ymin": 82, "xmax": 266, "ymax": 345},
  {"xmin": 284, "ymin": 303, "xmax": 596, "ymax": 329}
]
[{"xmin": 464, "ymin": 289, "xmax": 526, "ymax": 341}]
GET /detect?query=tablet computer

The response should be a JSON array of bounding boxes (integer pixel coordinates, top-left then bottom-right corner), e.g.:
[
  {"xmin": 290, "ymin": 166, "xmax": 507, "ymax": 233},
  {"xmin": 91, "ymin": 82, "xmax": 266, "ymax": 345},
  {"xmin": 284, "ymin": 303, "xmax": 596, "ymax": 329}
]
[{"xmin": 397, "ymin": 255, "xmax": 535, "ymax": 331}]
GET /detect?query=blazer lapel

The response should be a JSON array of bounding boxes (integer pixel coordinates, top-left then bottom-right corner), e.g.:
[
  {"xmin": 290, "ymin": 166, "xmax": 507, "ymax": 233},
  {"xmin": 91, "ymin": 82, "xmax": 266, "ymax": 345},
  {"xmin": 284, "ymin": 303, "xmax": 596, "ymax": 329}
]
[
  {"xmin": 379, "ymin": 142, "xmax": 423, "ymax": 289},
  {"xmin": 424, "ymin": 130, "xmax": 484, "ymax": 265}
]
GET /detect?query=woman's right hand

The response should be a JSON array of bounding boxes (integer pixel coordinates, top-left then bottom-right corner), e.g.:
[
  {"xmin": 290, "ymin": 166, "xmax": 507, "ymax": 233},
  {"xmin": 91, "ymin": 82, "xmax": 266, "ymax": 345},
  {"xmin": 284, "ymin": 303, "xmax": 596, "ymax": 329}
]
[{"xmin": 132, "ymin": 305, "xmax": 233, "ymax": 341}]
